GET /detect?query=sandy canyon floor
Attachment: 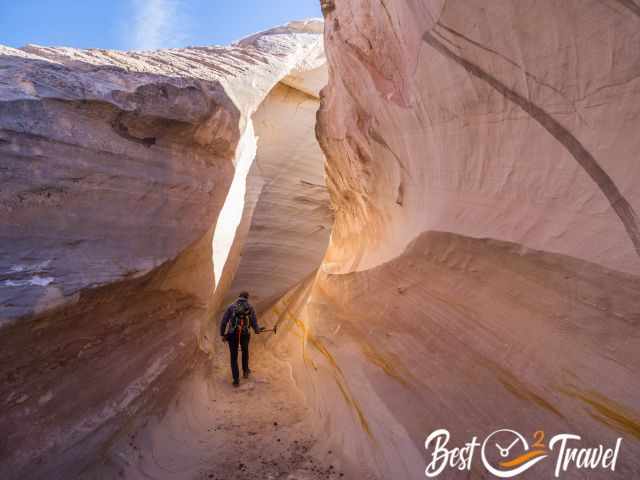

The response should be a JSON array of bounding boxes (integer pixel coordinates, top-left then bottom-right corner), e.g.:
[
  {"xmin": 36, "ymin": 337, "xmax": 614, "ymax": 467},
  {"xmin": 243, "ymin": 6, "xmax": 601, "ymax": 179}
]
[{"xmin": 111, "ymin": 336, "xmax": 355, "ymax": 480}]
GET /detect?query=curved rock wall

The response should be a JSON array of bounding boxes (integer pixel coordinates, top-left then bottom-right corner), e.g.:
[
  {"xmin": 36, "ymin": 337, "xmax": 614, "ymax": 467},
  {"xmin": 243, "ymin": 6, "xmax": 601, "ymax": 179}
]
[
  {"xmin": 2, "ymin": 4, "xmax": 640, "ymax": 479},
  {"xmin": 225, "ymin": 81, "xmax": 332, "ymax": 309},
  {"xmin": 0, "ymin": 21, "xmax": 327, "ymax": 479},
  {"xmin": 318, "ymin": 0, "xmax": 640, "ymax": 275},
  {"xmin": 0, "ymin": 20, "xmax": 324, "ymax": 323},
  {"xmin": 263, "ymin": 2, "xmax": 640, "ymax": 479}
]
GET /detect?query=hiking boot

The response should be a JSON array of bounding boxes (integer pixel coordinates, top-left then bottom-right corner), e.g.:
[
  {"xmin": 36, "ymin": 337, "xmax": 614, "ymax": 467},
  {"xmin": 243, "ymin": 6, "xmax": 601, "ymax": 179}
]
[
  {"xmin": 243, "ymin": 369, "xmax": 251, "ymax": 379},
  {"xmin": 232, "ymin": 380, "xmax": 240, "ymax": 387}
]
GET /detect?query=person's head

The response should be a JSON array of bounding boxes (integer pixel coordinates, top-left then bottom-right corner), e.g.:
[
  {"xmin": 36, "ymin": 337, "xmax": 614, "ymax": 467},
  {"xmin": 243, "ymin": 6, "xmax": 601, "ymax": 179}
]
[{"xmin": 238, "ymin": 291, "xmax": 250, "ymax": 300}]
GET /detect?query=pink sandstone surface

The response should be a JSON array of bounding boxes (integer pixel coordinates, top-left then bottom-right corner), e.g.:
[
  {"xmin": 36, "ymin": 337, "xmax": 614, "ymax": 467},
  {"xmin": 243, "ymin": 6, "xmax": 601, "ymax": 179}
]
[{"xmin": 1, "ymin": 2, "xmax": 639, "ymax": 479}]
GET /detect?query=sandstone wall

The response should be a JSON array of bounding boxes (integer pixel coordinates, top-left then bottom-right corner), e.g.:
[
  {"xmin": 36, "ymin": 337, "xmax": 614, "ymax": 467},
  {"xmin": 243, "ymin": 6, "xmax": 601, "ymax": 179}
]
[
  {"xmin": 262, "ymin": 2, "xmax": 640, "ymax": 478},
  {"xmin": 318, "ymin": 0, "xmax": 640, "ymax": 276},
  {"xmin": 0, "ymin": 21, "xmax": 327, "ymax": 479},
  {"xmin": 224, "ymin": 82, "xmax": 332, "ymax": 310},
  {"xmin": 2, "ymin": 4, "xmax": 640, "ymax": 479}
]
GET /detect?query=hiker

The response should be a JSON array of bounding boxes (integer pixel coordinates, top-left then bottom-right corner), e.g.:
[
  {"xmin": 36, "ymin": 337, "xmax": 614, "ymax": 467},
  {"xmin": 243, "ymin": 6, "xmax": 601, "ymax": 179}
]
[{"xmin": 220, "ymin": 291, "xmax": 264, "ymax": 386}]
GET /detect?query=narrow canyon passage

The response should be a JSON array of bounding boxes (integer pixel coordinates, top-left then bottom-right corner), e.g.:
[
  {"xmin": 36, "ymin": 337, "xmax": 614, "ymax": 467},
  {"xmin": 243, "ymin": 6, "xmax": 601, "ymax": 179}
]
[
  {"xmin": 105, "ymin": 337, "xmax": 348, "ymax": 480},
  {"xmin": 2, "ymin": 3, "xmax": 640, "ymax": 480},
  {"xmin": 0, "ymin": 20, "xmax": 340, "ymax": 480}
]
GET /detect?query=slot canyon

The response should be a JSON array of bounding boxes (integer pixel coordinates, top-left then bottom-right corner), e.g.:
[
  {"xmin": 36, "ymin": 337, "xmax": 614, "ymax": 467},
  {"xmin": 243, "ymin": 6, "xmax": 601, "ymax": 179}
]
[{"xmin": 1, "ymin": 2, "xmax": 639, "ymax": 479}]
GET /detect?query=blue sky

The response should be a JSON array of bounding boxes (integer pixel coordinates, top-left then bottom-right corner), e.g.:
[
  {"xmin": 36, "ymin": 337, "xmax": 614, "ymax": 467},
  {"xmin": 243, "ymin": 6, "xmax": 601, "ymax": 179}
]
[{"xmin": 0, "ymin": 1, "xmax": 322, "ymax": 51}]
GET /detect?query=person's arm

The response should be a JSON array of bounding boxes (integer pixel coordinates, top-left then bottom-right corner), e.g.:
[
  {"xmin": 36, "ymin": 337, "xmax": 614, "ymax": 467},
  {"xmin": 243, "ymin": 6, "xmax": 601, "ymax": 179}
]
[
  {"xmin": 220, "ymin": 307, "xmax": 232, "ymax": 337},
  {"xmin": 250, "ymin": 306, "xmax": 262, "ymax": 333}
]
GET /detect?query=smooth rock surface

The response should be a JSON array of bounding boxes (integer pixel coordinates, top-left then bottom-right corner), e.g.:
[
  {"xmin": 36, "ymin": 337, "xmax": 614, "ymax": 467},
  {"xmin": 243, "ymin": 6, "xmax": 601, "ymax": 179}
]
[
  {"xmin": 0, "ymin": 19, "xmax": 325, "ymax": 323},
  {"xmin": 2, "ymin": 3, "xmax": 640, "ymax": 480},
  {"xmin": 317, "ymin": 0, "xmax": 640, "ymax": 275},
  {"xmin": 224, "ymin": 81, "xmax": 332, "ymax": 309},
  {"xmin": 262, "ymin": 2, "xmax": 640, "ymax": 479}
]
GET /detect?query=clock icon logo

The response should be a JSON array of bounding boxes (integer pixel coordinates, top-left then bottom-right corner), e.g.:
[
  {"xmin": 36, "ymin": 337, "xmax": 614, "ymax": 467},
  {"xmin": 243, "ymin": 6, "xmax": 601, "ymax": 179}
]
[{"xmin": 481, "ymin": 429, "xmax": 548, "ymax": 478}]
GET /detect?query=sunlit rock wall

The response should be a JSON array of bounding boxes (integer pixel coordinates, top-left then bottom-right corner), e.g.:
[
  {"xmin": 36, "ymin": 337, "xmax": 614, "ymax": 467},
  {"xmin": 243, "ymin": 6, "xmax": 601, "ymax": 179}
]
[
  {"xmin": 264, "ymin": 2, "xmax": 640, "ymax": 479},
  {"xmin": 318, "ymin": 0, "xmax": 640, "ymax": 275},
  {"xmin": 0, "ymin": 20, "xmax": 324, "ymax": 322},
  {"xmin": 209, "ymin": 28, "xmax": 332, "ymax": 314},
  {"xmin": 224, "ymin": 82, "xmax": 332, "ymax": 309}
]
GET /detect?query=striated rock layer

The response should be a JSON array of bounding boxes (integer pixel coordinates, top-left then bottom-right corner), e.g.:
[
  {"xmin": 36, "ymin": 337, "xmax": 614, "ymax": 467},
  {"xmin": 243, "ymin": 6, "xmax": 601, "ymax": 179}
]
[
  {"xmin": 0, "ymin": 20, "xmax": 325, "ymax": 322},
  {"xmin": 261, "ymin": 1, "xmax": 640, "ymax": 479},
  {"xmin": 0, "ymin": 21, "xmax": 329, "ymax": 479},
  {"xmin": 318, "ymin": 0, "xmax": 640, "ymax": 276},
  {"xmin": 224, "ymin": 81, "xmax": 332, "ymax": 309},
  {"xmin": 2, "ymin": 2, "xmax": 640, "ymax": 480}
]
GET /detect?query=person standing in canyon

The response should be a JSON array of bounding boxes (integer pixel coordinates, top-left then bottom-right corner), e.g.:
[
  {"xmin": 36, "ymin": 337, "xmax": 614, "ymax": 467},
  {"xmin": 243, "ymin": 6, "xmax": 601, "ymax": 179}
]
[{"xmin": 220, "ymin": 291, "xmax": 264, "ymax": 387}]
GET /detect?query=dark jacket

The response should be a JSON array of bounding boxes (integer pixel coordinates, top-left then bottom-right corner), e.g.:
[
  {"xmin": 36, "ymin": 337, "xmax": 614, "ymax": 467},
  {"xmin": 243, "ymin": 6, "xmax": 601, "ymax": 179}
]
[{"xmin": 220, "ymin": 298, "xmax": 260, "ymax": 337}]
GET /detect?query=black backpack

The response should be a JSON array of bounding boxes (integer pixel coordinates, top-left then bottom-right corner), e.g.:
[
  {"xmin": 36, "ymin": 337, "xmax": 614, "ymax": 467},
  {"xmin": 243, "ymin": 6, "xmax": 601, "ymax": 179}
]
[{"xmin": 230, "ymin": 300, "xmax": 251, "ymax": 335}]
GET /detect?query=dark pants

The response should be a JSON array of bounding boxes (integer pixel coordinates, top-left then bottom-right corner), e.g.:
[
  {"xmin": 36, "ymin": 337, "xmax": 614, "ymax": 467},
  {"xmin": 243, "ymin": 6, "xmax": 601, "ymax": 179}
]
[{"xmin": 227, "ymin": 333, "xmax": 250, "ymax": 382}]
